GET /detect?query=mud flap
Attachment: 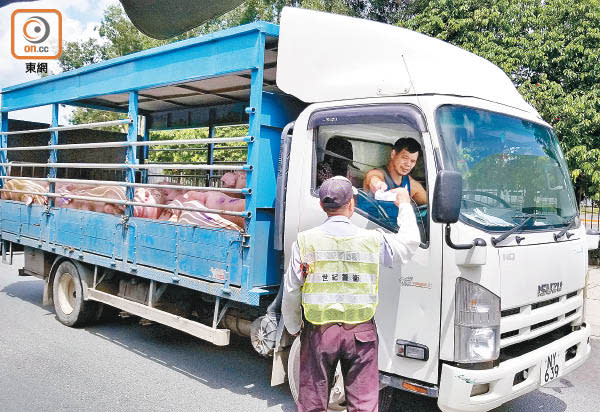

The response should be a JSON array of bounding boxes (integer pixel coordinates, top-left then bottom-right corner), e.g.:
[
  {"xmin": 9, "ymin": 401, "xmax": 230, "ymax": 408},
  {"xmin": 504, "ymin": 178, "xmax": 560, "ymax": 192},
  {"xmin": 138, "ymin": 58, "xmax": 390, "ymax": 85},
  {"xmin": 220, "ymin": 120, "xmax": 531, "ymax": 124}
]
[
  {"xmin": 42, "ymin": 279, "xmax": 51, "ymax": 306},
  {"xmin": 271, "ymin": 347, "xmax": 290, "ymax": 386},
  {"xmin": 271, "ymin": 308, "xmax": 294, "ymax": 386}
]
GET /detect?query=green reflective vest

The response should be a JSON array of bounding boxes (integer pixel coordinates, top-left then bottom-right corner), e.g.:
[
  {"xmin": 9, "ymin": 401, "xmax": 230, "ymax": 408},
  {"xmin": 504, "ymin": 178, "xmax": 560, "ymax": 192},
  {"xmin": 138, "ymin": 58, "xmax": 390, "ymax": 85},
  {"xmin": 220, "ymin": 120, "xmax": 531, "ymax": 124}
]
[{"xmin": 298, "ymin": 227, "xmax": 381, "ymax": 325}]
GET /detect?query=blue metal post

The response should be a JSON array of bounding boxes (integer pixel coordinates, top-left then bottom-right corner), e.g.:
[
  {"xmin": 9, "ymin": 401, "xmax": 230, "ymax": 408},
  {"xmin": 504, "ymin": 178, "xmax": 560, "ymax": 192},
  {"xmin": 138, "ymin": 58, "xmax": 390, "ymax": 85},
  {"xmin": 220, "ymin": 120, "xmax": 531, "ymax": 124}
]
[
  {"xmin": 48, "ymin": 104, "xmax": 59, "ymax": 207},
  {"xmin": 0, "ymin": 112, "xmax": 7, "ymax": 188},
  {"xmin": 141, "ymin": 117, "xmax": 149, "ymax": 184},
  {"xmin": 126, "ymin": 91, "xmax": 139, "ymax": 217},
  {"xmin": 207, "ymin": 108, "xmax": 216, "ymax": 184},
  {"xmin": 243, "ymin": 32, "xmax": 266, "ymax": 291}
]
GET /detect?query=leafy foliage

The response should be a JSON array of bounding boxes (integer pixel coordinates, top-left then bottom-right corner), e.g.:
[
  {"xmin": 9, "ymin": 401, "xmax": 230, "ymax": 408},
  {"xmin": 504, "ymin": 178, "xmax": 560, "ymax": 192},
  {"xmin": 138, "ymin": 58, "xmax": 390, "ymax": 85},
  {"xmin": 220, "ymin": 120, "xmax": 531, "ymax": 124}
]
[
  {"xmin": 566, "ymin": 146, "xmax": 600, "ymax": 200},
  {"xmin": 59, "ymin": 38, "xmax": 106, "ymax": 71},
  {"xmin": 148, "ymin": 126, "xmax": 248, "ymax": 182},
  {"xmin": 59, "ymin": 1, "xmax": 600, "ymax": 199},
  {"xmin": 400, "ymin": 0, "xmax": 600, "ymax": 200},
  {"xmin": 345, "ymin": 0, "xmax": 402, "ymax": 23},
  {"xmin": 148, "ymin": 126, "xmax": 248, "ymax": 164}
]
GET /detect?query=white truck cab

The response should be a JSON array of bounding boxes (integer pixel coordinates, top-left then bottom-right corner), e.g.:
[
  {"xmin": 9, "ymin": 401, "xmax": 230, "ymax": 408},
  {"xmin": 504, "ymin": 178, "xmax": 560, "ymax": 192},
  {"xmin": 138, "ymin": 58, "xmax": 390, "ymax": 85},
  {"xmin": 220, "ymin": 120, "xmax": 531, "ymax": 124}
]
[{"xmin": 277, "ymin": 8, "xmax": 593, "ymax": 412}]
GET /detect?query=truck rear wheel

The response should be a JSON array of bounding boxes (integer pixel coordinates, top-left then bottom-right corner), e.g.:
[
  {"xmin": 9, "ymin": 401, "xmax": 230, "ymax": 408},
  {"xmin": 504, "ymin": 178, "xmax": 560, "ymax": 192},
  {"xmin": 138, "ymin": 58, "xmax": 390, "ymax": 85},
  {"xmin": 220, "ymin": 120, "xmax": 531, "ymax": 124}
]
[
  {"xmin": 288, "ymin": 336, "xmax": 395, "ymax": 412},
  {"xmin": 53, "ymin": 260, "xmax": 98, "ymax": 327}
]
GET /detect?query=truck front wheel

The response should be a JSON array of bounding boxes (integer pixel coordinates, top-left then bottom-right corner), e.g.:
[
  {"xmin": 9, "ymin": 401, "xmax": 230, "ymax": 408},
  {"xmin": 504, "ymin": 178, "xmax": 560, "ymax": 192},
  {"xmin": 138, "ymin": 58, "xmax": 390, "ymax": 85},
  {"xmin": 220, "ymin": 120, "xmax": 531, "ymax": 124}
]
[
  {"xmin": 52, "ymin": 260, "xmax": 98, "ymax": 327},
  {"xmin": 288, "ymin": 336, "xmax": 395, "ymax": 412}
]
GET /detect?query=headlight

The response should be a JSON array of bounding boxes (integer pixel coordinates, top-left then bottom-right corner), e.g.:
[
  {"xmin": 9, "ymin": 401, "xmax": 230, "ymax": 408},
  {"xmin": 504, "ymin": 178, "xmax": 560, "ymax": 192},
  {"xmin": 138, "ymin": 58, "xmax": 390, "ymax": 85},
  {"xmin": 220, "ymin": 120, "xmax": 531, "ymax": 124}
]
[{"xmin": 454, "ymin": 278, "xmax": 500, "ymax": 362}]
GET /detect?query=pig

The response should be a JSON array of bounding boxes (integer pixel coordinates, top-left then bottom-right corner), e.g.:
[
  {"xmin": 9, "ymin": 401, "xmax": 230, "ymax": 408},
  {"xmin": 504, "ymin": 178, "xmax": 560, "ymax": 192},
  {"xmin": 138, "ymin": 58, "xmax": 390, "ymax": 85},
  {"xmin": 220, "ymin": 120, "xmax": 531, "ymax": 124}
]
[
  {"xmin": 157, "ymin": 190, "xmax": 204, "ymax": 221},
  {"xmin": 56, "ymin": 185, "xmax": 127, "ymax": 215},
  {"xmin": 174, "ymin": 190, "xmax": 207, "ymax": 203},
  {"xmin": 133, "ymin": 187, "xmax": 166, "ymax": 220},
  {"xmin": 156, "ymin": 181, "xmax": 187, "ymax": 202},
  {"xmin": 0, "ymin": 177, "xmax": 246, "ymax": 228},
  {"xmin": 220, "ymin": 171, "xmax": 246, "ymax": 198},
  {"xmin": 201, "ymin": 191, "xmax": 246, "ymax": 228},
  {"xmin": 1, "ymin": 179, "xmax": 48, "ymax": 206},
  {"xmin": 57, "ymin": 185, "xmax": 167, "ymax": 218},
  {"xmin": 165, "ymin": 199, "xmax": 240, "ymax": 230},
  {"xmin": 159, "ymin": 189, "xmax": 245, "ymax": 229}
]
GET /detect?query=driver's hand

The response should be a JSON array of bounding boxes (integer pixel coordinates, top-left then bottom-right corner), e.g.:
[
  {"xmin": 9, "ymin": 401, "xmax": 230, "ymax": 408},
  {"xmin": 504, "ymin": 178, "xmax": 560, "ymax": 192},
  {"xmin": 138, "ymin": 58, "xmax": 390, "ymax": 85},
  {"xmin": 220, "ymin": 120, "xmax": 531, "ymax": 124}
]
[
  {"xmin": 391, "ymin": 187, "xmax": 410, "ymax": 206},
  {"xmin": 370, "ymin": 179, "xmax": 388, "ymax": 193}
]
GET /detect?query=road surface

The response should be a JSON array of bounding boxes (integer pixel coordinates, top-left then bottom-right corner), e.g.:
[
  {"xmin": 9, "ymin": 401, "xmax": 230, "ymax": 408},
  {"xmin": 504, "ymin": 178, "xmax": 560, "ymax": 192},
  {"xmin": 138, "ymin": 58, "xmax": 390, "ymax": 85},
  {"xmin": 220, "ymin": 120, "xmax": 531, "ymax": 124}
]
[{"xmin": 0, "ymin": 253, "xmax": 597, "ymax": 412}]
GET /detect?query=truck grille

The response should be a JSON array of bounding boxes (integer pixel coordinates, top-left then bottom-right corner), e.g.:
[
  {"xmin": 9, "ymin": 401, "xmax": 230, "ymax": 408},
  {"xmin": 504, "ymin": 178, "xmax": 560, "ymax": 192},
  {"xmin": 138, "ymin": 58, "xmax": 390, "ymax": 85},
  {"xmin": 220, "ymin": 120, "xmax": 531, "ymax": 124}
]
[{"xmin": 499, "ymin": 289, "xmax": 583, "ymax": 349}]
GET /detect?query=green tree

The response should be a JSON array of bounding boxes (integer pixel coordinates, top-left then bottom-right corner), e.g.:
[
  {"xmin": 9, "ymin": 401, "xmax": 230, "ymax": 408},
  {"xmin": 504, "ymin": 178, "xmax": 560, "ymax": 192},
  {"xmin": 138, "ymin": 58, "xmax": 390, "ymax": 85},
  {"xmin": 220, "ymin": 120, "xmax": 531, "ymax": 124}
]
[
  {"xmin": 59, "ymin": 38, "xmax": 107, "ymax": 71},
  {"xmin": 98, "ymin": 4, "xmax": 165, "ymax": 58},
  {"xmin": 567, "ymin": 146, "xmax": 600, "ymax": 200},
  {"xmin": 58, "ymin": 1, "xmax": 600, "ymax": 198},
  {"xmin": 400, "ymin": 0, "xmax": 600, "ymax": 199},
  {"xmin": 346, "ymin": 0, "xmax": 402, "ymax": 23}
]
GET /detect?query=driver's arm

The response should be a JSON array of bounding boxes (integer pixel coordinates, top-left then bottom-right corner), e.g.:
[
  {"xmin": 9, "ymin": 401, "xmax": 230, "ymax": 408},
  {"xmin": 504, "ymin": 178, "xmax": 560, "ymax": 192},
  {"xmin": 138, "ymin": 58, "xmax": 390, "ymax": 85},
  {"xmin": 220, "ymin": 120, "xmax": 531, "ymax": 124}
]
[
  {"xmin": 363, "ymin": 169, "xmax": 387, "ymax": 193},
  {"xmin": 409, "ymin": 177, "xmax": 428, "ymax": 205}
]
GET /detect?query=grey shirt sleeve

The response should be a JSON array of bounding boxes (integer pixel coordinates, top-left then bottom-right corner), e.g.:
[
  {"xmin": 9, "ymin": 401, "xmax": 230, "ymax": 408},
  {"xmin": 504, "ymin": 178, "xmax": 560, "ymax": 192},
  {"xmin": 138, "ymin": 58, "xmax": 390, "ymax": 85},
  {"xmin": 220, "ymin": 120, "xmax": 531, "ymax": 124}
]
[
  {"xmin": 379, "ymin": 203, "xmax": 421, "ymax": 267},
  {"xmin": 281, "ymin": 241, "xmax": 304, "ymax": 335}
]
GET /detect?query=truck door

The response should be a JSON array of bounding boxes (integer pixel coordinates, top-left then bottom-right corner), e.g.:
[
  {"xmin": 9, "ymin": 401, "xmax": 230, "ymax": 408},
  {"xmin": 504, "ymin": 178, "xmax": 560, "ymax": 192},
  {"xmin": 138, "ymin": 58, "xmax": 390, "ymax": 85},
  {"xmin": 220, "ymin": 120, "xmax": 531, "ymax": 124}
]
[{"xmin": 288, "ymin": 103, "xmax": 443, "ymax": 385}]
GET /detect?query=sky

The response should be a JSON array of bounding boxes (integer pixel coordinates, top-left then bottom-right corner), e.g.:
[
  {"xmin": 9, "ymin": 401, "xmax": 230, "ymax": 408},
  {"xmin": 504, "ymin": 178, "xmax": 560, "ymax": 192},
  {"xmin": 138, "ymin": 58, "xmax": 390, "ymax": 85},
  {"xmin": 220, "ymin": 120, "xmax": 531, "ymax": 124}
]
[{"xmin": 0, "ymin": 0, "xmax": 119, "ymax": 124}]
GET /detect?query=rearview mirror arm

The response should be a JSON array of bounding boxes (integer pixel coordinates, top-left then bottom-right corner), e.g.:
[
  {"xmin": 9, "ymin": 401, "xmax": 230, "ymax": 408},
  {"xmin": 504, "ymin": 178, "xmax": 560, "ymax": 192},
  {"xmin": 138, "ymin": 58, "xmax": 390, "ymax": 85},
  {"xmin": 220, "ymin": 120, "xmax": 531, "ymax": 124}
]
[{"xmin": 445, "ymin": 223, "xmax": 487, "ymax": 250}]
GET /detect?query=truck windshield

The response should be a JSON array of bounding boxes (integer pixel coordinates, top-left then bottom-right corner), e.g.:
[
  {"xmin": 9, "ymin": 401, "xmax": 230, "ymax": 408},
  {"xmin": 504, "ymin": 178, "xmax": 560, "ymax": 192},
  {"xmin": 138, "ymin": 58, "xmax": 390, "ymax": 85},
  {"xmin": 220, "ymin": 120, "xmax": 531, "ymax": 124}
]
[{"xmin": 436, "ymin": 105, "xmax": 577, "ymax": 231}]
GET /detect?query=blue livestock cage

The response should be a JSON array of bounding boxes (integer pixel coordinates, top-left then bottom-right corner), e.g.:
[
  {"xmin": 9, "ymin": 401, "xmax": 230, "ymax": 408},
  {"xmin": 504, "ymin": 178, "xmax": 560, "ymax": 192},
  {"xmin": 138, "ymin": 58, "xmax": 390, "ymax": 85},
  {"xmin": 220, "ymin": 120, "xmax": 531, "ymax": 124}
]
[{"xmin": 0, "ymin": 22, "xmax": 304, "ymax": 307}]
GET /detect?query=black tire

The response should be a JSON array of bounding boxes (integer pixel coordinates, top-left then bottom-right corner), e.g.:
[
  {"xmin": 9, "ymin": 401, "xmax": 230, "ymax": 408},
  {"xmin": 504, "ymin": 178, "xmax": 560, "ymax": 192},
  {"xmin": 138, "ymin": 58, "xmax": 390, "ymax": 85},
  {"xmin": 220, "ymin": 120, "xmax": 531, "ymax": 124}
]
[
  {"xmin": 378, "ymin": 386, "xmax": 395, "ymax": 412},
  {"xmin": 52, "ymin": 260, "xmax": 98, "ymax": 327}
]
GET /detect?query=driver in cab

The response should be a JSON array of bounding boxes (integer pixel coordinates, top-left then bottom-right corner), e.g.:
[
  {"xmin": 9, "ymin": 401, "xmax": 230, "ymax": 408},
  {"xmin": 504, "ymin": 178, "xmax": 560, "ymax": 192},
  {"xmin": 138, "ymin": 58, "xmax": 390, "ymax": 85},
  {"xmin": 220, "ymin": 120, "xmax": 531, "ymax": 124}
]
[{"xmin": 363, "ymin": 137, "xmax": 427, "ymax": 206}]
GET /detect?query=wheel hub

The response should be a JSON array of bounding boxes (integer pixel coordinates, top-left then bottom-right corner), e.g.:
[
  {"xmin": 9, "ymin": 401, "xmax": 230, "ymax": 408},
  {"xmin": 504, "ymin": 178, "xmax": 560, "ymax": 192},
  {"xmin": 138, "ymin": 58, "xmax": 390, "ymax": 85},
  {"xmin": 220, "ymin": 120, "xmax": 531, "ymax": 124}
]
[{"xmin": 57, "ymin": 273, "xmax": 76, "ymax": 315}]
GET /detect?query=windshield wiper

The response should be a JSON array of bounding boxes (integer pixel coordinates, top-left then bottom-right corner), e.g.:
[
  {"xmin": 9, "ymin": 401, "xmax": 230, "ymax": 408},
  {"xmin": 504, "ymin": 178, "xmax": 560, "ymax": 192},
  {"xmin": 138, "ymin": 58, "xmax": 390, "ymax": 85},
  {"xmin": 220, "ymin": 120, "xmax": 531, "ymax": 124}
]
[
  {"xmin": 491, "ymin": 214, "xmax": 536, "ymax": 246},
  {"xmin": 554, "ymin": 216, "xmax": 577, "ymax": 241}
]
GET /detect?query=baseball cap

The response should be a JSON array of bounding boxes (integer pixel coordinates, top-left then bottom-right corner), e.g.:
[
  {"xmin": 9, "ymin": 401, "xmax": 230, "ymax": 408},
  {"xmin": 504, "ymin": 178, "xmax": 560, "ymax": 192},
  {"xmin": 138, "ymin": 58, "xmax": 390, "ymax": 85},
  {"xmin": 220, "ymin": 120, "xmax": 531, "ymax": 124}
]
[{"xmin": 319, "ymin": 176, "xmax": 358, "ymax": 209}]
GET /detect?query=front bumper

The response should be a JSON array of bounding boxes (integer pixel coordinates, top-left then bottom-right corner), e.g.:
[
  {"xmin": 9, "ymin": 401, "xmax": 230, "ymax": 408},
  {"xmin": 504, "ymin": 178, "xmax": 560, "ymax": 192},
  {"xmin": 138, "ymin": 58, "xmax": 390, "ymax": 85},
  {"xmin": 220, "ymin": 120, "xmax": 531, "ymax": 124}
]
[{"xmin": 437, "ymin": 324, "xmax": 591, "ymax": 412}]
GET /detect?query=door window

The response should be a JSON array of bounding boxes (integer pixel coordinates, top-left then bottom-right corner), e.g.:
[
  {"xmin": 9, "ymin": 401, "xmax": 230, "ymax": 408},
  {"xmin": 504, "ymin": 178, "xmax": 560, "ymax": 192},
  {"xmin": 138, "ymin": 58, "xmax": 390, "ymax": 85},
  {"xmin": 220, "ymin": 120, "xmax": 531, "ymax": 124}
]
[{"xmin": 311, "ymin": 119, "xmax": 429, "ymax": 243}]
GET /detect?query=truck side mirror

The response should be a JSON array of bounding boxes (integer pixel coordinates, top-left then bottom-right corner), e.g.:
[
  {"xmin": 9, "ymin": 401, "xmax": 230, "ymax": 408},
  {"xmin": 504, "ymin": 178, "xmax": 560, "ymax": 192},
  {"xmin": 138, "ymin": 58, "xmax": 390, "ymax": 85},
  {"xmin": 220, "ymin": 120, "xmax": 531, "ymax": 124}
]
[{"xmin": 432, "ymin": 170, "xmax": 462, "ymax": 224}]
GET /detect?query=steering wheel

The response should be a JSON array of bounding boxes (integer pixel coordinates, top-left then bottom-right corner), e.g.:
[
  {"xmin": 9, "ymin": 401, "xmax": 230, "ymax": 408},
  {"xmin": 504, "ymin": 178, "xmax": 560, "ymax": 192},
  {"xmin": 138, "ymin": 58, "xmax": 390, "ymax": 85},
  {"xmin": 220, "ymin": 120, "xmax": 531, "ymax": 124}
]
[
  {"xmin": 461, "ymin": 190, "xmax": 511, "ymax": 209},
  {"xmin": 357, "ymin": 190, "xmax": 391, "ymax": 221}
]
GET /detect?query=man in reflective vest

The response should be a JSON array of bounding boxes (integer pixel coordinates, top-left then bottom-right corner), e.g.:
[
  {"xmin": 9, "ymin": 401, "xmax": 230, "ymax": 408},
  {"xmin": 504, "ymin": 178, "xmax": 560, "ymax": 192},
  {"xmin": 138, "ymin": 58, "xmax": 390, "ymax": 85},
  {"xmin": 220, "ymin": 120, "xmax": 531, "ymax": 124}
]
[{"xmin": 282, "ymin": 176, "xmax": 420, "ymax": 412}]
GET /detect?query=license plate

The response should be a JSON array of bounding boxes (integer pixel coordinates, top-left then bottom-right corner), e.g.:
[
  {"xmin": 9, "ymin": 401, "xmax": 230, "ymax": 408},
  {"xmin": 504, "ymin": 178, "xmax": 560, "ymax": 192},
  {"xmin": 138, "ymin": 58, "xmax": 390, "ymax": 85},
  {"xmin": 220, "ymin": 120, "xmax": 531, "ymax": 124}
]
[{"xmin": 540, "ymin": 350, "xmax": 564, "ymax": 385}]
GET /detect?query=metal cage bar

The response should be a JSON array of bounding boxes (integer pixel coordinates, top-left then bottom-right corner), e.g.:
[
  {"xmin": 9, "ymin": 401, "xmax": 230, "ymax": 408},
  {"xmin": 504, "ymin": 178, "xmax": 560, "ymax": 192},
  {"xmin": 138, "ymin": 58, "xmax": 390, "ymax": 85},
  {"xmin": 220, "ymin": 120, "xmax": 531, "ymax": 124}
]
[
  {"xmin": 148, "ymin": 146, "xmax": 248, "ymax": 152},
  {"xmin": 0, "ymin": 162, "xmax": 251, "ymax": 171},
  {"xmin": 1, "ymin": 136, "xmax": 253, "ymax": 151},
  {"xmin": 0, "ymin": 118, "xmax": 133, "ymax": 135},
  {"xmin": 0, "ymin": 176, "xmax": 247, "ymax": 194}
]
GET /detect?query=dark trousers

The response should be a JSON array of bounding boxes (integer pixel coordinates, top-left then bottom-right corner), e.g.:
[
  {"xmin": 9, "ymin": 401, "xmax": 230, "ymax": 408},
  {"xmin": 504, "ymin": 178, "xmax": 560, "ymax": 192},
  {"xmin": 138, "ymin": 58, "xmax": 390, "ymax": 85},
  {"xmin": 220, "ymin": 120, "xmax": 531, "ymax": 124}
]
[{"xmin": 298, "ymin": 321, "xmax": 379, "ymax": 412}]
